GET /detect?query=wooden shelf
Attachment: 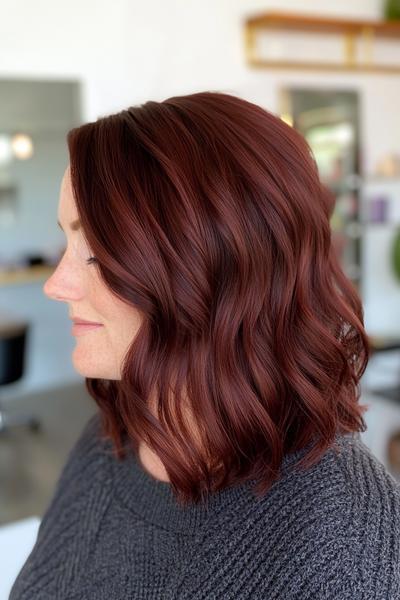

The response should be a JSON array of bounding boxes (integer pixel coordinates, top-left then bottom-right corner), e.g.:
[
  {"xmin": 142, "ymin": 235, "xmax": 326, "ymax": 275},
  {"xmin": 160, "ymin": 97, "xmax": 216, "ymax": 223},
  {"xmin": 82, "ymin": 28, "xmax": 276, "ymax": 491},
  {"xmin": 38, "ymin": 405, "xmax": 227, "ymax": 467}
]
[
  {"xmin": 0, "ymin": 265, "xmax": 54, "ymax": 287},
  {"xmin": 248, "ymin": 59, "xmax": 400, "ymax": 74},
  {"xmin": 245, "ymin": 12, "xmax": 400, "ymax": 37},
  {"xmin": 244, "ymin": 11, "xmax": 400, "ymax": 73}
]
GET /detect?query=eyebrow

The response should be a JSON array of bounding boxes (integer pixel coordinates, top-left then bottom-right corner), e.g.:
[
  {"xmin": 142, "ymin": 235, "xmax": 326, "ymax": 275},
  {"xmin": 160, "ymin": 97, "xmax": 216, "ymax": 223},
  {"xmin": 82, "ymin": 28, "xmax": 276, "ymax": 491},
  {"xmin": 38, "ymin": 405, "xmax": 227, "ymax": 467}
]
[{"xmin": 57, "ymin": 218, "xmax": 81, "ymax": 232}]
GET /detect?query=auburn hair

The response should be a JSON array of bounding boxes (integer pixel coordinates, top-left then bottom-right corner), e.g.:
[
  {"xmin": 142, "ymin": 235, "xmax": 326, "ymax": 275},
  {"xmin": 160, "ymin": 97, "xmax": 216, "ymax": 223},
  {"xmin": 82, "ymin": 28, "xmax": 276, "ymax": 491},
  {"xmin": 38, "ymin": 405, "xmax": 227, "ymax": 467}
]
[{"xmin": 66, "ymin": 90, "xmax": 371, "ymax": 507}]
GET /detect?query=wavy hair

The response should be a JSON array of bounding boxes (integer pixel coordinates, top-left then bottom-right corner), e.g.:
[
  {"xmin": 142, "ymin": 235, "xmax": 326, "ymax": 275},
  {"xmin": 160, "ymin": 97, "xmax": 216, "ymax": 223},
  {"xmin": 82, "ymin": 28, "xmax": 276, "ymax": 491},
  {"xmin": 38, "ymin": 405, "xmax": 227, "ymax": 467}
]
[{"xmin": 66, "ymin": 90, "xmax": 371, "ymax": 506}]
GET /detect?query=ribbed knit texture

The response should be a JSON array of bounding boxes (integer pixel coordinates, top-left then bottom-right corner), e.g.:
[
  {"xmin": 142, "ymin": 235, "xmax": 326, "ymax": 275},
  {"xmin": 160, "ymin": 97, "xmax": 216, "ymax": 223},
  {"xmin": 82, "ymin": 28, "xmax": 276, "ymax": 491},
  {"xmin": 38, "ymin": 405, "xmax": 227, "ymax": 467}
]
[{"xmin": 9, "ymin": 412, "xmax": 400, "ymax": 599}]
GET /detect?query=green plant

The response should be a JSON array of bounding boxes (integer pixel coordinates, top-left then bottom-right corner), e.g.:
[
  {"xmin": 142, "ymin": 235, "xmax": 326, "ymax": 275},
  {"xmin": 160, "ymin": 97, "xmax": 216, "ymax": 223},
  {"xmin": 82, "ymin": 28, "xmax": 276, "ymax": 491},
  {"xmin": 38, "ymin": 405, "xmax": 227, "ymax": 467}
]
[
  {"xmin": 384, "ymin": 0, "xmax": 400, "ymax": 20},
  {"xmin": 391, "ymin": 227, "xmax": 400, "ymax": 282}
]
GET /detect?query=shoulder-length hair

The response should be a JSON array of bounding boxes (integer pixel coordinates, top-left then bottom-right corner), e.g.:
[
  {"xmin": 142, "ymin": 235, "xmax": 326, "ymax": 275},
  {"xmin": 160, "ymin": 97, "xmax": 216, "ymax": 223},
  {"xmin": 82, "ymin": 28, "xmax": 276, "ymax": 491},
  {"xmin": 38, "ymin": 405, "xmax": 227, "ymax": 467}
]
[{"xmin": 67, "ymin": 90, "xmax": 370, "ymax": 506}]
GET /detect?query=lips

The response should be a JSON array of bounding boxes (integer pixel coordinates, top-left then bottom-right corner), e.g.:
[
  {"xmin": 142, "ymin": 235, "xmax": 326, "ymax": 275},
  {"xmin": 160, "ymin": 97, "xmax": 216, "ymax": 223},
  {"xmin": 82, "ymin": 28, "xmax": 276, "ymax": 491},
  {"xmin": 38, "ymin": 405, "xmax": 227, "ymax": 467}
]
[
  {"xmin": 71, "ymin": 321, "xmax": 104, "ymax": 337},
  {"xmin": 71, "ymin": 318, "xmax": 102, "ymax": 325}
]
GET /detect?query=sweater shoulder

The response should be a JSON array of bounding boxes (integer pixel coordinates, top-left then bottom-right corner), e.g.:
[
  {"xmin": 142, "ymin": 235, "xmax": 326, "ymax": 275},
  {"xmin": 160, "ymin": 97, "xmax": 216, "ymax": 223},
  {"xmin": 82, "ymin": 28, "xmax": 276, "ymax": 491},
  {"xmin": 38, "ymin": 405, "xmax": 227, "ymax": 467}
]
[
  {"xmin": 9, "ymin": 412, "xmax": 115, "ymax": 600},
  {"xmin": 277, "ymin": 432, "xmax": 400, "ymax": 521},
  {"xmin": 294, "ymin": 433, "xmax": 400, "ymax": 598},
  {"xmin": 51, "ymin": 411, "xmax": 113, "ymax": 497},
  {"xmin": 262, "ymin": 433, "xmax": 400, "ymax": 597},
  {"xmin": 333, "ymin": 432, "xmax": 400, "ymax": 502},
  {"xmin": 173, "ymin": 433, "xmax": 400, "ymax": 599},
  {"xmin": 33, "ymin": 411, "xmax": 114, "ymax": 538}
]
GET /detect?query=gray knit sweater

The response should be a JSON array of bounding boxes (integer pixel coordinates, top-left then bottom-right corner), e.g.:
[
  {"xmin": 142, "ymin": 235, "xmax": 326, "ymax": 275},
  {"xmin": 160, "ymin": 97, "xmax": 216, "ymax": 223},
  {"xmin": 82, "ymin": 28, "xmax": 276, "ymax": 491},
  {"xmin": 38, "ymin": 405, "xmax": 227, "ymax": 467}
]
[{"xmin": 9, "ymin": 412, "xmax": 400, "ymax": 599}]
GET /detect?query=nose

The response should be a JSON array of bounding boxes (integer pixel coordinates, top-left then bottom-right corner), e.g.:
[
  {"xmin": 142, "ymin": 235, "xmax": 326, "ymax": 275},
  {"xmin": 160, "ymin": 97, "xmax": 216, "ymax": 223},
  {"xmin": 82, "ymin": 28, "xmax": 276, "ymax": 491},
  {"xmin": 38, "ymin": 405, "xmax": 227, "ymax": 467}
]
[
  {"xmin": 43, "ymin": 254, "xmax": 83, "ymax": 302},
  {"xmin": 43, "ymin": 270, "xmax": 64, "ymax": 301}
]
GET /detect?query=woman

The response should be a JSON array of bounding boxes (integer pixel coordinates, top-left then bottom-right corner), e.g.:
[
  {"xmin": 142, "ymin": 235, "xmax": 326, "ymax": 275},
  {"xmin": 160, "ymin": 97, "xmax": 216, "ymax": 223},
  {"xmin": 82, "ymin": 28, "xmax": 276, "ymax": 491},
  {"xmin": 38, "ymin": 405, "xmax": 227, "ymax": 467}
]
[{"xmin": 10, "ymin": 91, "xmax": 400, "ymax": 599}]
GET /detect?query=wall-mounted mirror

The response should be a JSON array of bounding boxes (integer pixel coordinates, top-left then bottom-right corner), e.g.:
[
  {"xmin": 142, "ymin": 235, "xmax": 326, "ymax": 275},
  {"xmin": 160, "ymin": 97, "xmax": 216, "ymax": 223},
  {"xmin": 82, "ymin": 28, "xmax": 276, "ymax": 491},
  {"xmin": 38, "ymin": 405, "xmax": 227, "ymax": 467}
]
[
  {"xmin": 278, "ymin": 87, "xmax": 362, "ymax": 293},
  {"xmin": 0, "ymin": 78, "xmax": 82, "ymax": 280}
]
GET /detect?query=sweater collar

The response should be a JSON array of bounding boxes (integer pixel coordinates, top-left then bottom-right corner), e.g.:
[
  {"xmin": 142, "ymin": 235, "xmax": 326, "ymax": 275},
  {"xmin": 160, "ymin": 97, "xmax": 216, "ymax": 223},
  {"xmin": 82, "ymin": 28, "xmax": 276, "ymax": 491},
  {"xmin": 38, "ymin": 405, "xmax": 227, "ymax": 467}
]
[
  {"xmin": 109, "ymin": 432, "xmax": 345, "ymax": 535},
  {"xmin": 110, "ymin": 442, "xmax": 252, "ymax": 535}
]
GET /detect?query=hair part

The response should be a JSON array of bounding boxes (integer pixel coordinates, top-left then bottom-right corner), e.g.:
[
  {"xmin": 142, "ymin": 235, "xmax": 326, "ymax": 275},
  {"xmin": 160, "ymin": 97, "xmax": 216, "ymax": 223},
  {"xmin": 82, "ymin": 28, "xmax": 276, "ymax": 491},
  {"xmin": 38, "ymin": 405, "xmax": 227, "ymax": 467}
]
[{"xmin": 67, "ymin": 90, "xmax": 370, "ymax": 507}]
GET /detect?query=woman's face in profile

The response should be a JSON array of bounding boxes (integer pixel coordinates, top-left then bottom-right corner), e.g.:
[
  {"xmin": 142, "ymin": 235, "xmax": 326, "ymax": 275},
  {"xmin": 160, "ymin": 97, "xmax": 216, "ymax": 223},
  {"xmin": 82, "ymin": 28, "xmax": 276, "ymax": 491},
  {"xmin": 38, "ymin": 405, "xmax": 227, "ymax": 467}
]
[{"xmin": 43, "ymin": 166, "xmax": 142, "ymax": 380}]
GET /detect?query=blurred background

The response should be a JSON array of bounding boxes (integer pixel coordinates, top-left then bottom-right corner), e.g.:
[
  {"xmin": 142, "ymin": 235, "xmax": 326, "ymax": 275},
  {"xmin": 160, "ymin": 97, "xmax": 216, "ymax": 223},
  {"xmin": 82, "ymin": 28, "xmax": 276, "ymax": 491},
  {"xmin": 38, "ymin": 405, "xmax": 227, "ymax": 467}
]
[{"xmin": 1, "ymin": 0, "xmax": 400, "ymax": 588}]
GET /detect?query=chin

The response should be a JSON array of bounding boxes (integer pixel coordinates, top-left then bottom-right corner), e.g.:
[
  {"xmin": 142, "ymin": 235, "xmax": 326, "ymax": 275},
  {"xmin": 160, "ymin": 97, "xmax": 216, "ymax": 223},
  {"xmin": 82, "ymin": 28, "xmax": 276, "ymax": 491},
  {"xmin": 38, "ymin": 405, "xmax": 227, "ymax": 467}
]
[
  {"xmin": 71, "ymin": 345, "xmax": 121, "ymax": 380},
  {"xmin": 72, "ymin": 358, "xmax": 111, "ymax": 380}
]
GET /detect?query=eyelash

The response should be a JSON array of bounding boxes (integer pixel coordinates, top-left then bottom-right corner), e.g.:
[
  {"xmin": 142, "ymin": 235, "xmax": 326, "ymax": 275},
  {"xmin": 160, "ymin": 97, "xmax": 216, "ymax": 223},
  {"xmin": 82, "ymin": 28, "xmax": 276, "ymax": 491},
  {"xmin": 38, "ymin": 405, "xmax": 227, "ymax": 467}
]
[{"xmin": 86, "ymin": 256, "xmax": 98, "ymax": 265}]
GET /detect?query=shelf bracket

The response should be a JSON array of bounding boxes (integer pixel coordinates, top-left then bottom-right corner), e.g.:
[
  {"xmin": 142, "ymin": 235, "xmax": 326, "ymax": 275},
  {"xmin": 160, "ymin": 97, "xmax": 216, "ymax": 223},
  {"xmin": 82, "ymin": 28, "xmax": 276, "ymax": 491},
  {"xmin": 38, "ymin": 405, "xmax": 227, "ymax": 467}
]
[{"xmin": 343, "ymin": 31, "xmax": 356, "ymax": 66}]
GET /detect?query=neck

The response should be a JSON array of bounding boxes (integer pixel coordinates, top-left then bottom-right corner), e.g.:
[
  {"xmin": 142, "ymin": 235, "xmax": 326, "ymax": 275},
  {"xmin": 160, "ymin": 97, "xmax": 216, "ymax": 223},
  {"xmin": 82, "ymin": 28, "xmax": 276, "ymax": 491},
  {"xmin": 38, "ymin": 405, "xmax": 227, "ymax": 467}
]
[{"xmin": 138, "ymin": 440, "xmax": 171, "ymax": 482}]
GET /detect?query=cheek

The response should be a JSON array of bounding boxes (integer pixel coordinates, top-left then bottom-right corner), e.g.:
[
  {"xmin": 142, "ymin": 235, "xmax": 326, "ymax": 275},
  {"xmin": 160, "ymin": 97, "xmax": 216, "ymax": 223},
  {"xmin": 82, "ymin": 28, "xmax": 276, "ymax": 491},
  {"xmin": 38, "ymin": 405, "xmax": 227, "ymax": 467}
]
[
  {"xmin": 86, "ymin": 278, "xmax": 121, "ymax": 321},
  {"xmin": 70, "ymin": 308, "xmax": 142, "ymax": 381},
  {"xmin": 116, "ymin": 309, "xmax": 142, "ymax": 346},
  {"xmin": 71, "ymin": 326, "xmax": 114, "ymax": 378},
  {"xmin": 112, "ymin": 308, "xmax": 142, "ymax": 362}
]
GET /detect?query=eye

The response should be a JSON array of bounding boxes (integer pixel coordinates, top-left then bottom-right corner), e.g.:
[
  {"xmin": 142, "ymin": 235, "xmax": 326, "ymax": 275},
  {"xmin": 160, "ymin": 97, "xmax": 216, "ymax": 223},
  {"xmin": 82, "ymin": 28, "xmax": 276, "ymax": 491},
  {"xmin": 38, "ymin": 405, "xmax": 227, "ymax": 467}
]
[{"xmin": 86, "ymin": 256, "xmax": 98, "ymax": 265}]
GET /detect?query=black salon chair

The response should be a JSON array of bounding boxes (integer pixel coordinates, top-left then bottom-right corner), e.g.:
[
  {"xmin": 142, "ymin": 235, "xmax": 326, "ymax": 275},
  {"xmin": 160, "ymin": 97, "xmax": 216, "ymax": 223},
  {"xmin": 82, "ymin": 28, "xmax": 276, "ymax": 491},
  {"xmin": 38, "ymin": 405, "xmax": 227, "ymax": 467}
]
[{"xmin": 0, "ymin": 317, "xmax": 41, "ymax": 433}]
